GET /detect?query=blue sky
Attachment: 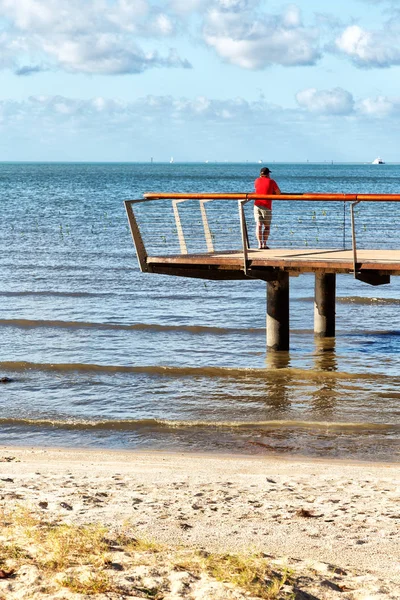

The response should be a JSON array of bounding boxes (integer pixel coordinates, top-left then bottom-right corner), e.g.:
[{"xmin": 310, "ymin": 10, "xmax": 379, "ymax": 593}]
[{"xmin": 1, "ymin": 0, "xmax": 400, "ymax": 162}]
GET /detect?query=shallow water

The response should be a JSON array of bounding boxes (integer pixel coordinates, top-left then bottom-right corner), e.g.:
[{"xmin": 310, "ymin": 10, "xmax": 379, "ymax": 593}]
[{"xmin": 0, "ymin": 162, "xmax": 399, "ymax": 461}]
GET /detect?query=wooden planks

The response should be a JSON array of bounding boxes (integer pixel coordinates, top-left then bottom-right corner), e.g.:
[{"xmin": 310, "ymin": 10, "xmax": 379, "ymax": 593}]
[{"xmin": 146, "ymin": 248, "xmax": 400, "ymax": 278}]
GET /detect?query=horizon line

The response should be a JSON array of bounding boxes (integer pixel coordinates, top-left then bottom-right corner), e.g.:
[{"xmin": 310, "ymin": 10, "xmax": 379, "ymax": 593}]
[{"xmin": 0, "ymin": 160, "xmax": 397, "ymax": 165}]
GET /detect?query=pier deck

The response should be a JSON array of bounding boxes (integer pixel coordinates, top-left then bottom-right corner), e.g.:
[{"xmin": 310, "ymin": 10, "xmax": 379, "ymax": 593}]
[
  {"xmin": 147, "ymin": 248, "xmax": 400, "ymax": 278},
  {"xmin": 124, "ymin": 192, "xmax": 400, "ymax": 349}
]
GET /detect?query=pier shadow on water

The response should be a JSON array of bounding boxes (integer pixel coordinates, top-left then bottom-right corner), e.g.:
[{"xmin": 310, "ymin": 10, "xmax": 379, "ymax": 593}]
[
  {"xmin": 265, "ymin": 337, "xmax": 338, "ymax": 416},
  {"xmin": 246, "ymin": 337, "xmax": 394, "ymax": 460},
  {"xmin": 311, "ymin": 338, "xmax": 338, "ymax": 414}
]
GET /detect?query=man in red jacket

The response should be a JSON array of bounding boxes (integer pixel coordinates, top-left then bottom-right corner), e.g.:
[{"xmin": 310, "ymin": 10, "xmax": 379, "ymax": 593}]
[{"xmin": 254, "ymin": 167, "xmax": 281, "ymax": 249}]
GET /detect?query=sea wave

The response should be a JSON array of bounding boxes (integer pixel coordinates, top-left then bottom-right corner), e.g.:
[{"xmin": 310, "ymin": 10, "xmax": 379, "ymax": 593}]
[
  {"xmin": 0, "ymin": 290, "xmax": 243, "ymax": 302},
  {"xmin": 0, "ymin": 319, "xmax": 263, "ymax": 335},
  {"xmin": 2, "ymin": 318, "xmax": 400, "ymax": 339},
  {"xmin": 0, "ymin": 291, "xmax": 113, "ymax": 298},
  {"xmin": 0, "ymin": 262, "xmax": 137, "ymax": 273},
  {"xmin": 0, "ymin": 417, "xmax": 396, "ymax": 432},
  {"xmin": 299, "ymin": 296, "xmax": 400, "ymax": 306},
  {"xmin": 338, "ymin": 296, "xmax": 400, "ymax": 306},
  {"xmin": 0, "ymin": 360, "xmax": 394, "ymax": 382}
]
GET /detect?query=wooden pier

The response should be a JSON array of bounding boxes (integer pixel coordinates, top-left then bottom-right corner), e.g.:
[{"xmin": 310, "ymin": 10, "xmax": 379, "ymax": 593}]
[{"xmin": 125, "ymin": 192, "xmax": 400, "ymax": 351}]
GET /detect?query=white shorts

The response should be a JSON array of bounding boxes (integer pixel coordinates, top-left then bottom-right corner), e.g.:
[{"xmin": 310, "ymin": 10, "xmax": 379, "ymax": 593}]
[{"xmin": 254, "ymin": 206, "xmax": 272, "ymax": 225}]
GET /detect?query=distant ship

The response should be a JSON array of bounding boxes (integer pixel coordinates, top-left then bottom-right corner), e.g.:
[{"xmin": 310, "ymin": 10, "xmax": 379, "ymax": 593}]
[
  {"xmin": 170, "ymin": 157, "xmax": 174, "ymax": 164},
  {"xmin": 372, "ymin": 157, "xmax": 385, "ymax": 164},
  {"xmin": 258, "ymin": 159, "xmax": 263, "ymax": 164}
]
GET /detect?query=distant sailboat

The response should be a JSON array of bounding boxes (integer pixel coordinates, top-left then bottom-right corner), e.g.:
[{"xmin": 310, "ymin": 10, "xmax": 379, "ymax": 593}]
[
  {"xmin": 170, "ymin": 157, "xmax": 174, "ymax": 164},
  {"xmin": 258, "ymin": 159, "xmax": 263, "ymax": 164},
  {"xmin": 372, "ymin": 157, "xmax": 384, "ymax": 164}
]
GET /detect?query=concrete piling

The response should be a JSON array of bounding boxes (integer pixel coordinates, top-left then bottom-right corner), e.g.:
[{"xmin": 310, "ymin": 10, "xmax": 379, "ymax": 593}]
[
  {"xmin": 267, "ymin": 272, "xmax": 290, "ymax": 351},
  {"xmin": 314, "ymin": 273, "xmax": 336, "ymax": 337}
]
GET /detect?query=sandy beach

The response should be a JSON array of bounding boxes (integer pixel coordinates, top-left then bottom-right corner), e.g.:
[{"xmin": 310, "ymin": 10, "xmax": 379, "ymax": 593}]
[{"xmin": 0, "ymin": 446, "xmax": 398, "ymax": 599}]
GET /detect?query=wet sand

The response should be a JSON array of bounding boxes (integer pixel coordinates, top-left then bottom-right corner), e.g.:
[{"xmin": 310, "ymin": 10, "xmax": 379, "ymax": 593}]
[{"xmin": 0, "ymin": 446, "xmax": 398, "ymax": 599}]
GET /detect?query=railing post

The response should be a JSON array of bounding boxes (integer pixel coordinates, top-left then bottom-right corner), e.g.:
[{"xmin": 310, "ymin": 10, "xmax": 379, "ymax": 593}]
[
  {"xmin": 238, "ymin": 198, "xmax": 250, "ymax": 275},
  {"xmin": 199, "ymin": 200, "xmax": 214, "ymax": 253},
  {"xmin": 172, "ymin": 199, "xmax": 188, "ymax": 255},
  {"xmin": 124, "ymin": 200, "xmax": 149, "ymax": 273},
  {"xmin": 350, "ymin": 200, "xmax": 360, "ymax": 276}
]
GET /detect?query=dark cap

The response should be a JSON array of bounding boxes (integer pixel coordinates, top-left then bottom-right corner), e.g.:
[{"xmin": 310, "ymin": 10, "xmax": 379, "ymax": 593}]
[{"xmin": 260, "ymin": 167, "xmax": 271, "ymax": 175}]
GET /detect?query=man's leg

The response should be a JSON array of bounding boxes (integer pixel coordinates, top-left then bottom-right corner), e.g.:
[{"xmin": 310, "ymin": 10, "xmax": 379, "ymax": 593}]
[
  {"xmin": 256, "ymin": 221, "xmax": 263, "ymax": 248},
  {"xmin": 262, "ymin": 209, "xmax": 272, "ymax": 248},
  {"xmin": 254, "ymin": 206, "xmax": 263, "ymax": 248},
  {"xmin": 262, "ymin": 222, "xmax": 270, "ymax": 248}
]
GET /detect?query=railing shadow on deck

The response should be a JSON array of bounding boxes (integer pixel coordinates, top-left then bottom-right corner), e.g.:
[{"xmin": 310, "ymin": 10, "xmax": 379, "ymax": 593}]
[{"xmin": 124, "ymin": 193, "xmax": 400, "ymax": 278}]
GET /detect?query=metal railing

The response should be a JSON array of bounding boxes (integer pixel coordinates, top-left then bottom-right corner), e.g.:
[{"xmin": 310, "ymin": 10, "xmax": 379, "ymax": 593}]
[{"xmin": 124, "ymin": 193, "xmax": 400, "ymax": 277}]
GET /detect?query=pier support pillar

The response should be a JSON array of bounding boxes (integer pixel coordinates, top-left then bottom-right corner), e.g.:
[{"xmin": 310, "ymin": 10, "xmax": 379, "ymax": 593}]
[
  {"xmin": 267, "ymin": 272, "xmax": 290, "ymax": 351},
  {"xmin": 314, "ymin": 273, "xmax": 336, "ymax": 337}
]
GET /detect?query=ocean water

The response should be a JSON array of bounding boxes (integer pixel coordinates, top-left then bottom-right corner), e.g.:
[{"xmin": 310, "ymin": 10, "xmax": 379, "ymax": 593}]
[{"xmin": 0, "ymin": 162, "xmax": 399, "ymax": 462}]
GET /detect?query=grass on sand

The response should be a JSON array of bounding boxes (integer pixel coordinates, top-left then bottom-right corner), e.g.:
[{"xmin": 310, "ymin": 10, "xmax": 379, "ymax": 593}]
[{"xmin": 0, "ymin": 506, "xmax": 293, "ymax": 599}]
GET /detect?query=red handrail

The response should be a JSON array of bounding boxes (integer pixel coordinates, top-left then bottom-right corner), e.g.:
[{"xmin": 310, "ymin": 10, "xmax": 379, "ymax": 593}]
[{"xmin": 143, "ymin": 192, "xmax": 400, "ymax": 202}]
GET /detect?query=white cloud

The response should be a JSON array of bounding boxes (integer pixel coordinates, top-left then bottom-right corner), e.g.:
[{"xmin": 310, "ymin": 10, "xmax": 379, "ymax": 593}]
[
  {"xmin": 168, "ymin": 0, "xmax": 209, "ymax": 14},
  {"xmin": 0, "ymin": 93, "xmax": 284, "ymax": 132},
  {"xmin": 217, "ymin": 0, "xmax": 256, "ymax": 12},
  {"xmin": 203, "ymin": 2, "xmax": 320, "ymax": 69},
  {"xmin": 335, "ymin": 24, "xmax": 400, "ymax": 67},
  {"xmin": 0, "ymin": 0, "xmax": 151, "ymax": 34},
  {"xmin": 2, "ymin": 89, "xmax": 397, "ymax": 131},
  {"xmin": 296, "ymin": 87, "xmax": 355, "ymax": 115},
  {"xmin": 282, "ymin": 4, "xmax": 302, "ymax": 29},
  {"xmin": 357, "ymin": 95, "xmax": 400, "ymax": 116},
  {"xmin": 0, "ymin": 0, "xmax": 191, "ymax": 75},
  {"xmin": 355, "ymin": 0, "xmax": 395, "ymax": 4},
  {"xmin": 37, "ymin": 36, "xmax": 191, "ymax": 75},
  {"xmin": 2, "ymin": 91, "xmax": 400, "ymax": 161}
]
